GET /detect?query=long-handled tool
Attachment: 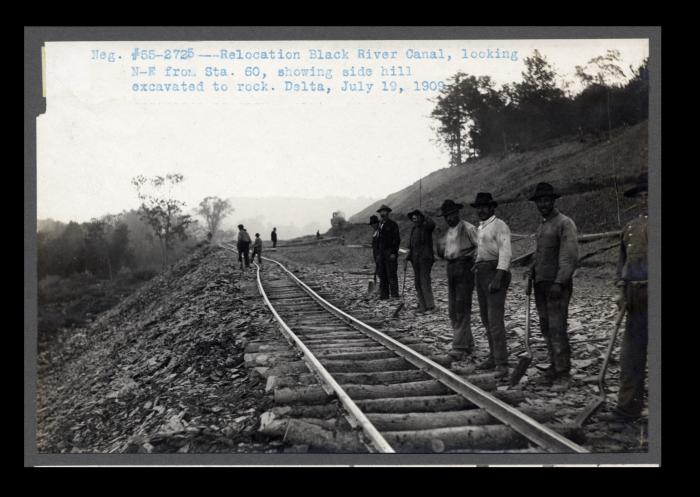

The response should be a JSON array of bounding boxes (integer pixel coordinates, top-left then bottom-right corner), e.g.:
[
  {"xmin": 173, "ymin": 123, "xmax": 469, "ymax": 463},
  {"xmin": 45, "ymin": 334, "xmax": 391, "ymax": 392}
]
[
  {"xmin": 574, "ymin": 304, "xmax": 627, "ymax": 427},
  {"xmin": 391, "ymin": 259, "xmax": 409, "ymax": 318},
  {"xmin": 509, "ymin": 275, "xmax": 533, "ymax": 386},
  {"xmin": 367, "ymin": 267, "xmax": 377, "ymax": 294}
]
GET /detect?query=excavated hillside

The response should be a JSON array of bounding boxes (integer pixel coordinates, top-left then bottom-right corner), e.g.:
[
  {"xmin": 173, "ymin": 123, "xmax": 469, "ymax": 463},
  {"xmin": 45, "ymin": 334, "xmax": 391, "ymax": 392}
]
[{"xmin": 349, "ymin": 121, "xmax": 648, "ymax": 237}]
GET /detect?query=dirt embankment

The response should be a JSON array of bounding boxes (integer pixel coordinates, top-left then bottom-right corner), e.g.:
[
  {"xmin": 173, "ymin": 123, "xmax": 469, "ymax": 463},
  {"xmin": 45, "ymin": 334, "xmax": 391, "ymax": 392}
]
[{"xmin": 37, "ymin": 244, "xmax": 279, "ymax": 454}]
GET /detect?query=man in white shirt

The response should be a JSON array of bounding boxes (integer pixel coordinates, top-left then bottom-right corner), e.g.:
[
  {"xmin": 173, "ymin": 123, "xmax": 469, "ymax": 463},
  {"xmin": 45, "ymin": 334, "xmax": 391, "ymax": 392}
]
[
  {"xmin": 471, "ymin": 193, "xmax": 512, "ymax": 377},
  {"xmin": 437, "ymin": 199, "xmax": 478, "ymax": 360}
]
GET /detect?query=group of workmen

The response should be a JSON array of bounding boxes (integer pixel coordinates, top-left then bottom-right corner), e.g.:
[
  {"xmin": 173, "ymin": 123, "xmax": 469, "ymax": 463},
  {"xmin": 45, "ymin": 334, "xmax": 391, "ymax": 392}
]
[
  {"xmin": 236, "ymin": 226, "xmax": 278, "ymax": 267},
  {"xmin": 369, "ymin": 181, "xmax": 648, "ymax": 421}
]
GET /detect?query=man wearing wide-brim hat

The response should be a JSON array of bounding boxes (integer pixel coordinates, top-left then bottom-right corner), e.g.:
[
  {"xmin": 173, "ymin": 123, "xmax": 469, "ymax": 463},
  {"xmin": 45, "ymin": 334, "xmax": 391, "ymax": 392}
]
[
  {"xmin": 437, "ymin": 199, "xmax": 479, "ymax": 359},
  {"xmin": 526, "ymin": 182, "xmax": 579, "ymax": 389},
  {"xmin": 405, "ymin": 208, "xmax": 436, "ymax": 313},
  {"xmin": 375, "ymin": 205, "xmax": 401, "ymax": 299},
  {"xmin": 611, "ymin": 179, "xmax": 649, "ymax": 420},
  {"xmin": 471, "ymin": 193, "xmax": 513, "ymax": 377}
]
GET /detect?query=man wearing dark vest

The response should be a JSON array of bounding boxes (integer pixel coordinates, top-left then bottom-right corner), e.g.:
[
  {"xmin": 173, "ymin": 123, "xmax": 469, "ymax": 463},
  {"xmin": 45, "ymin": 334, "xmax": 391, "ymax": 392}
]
[
  {"xmin": 375, "ymin": 205, "xmax": 401, "ymax": 299},
  {"xmin": 405, "ymin": 209, "xmax": 436, "ymax": 314},
  {"xmin": 527, "ymin": 183, "xmax": 579, "ymax": 389},
  {"xmin": 613, "ymin": 180, "xmax": 649, "ymax": 420}
]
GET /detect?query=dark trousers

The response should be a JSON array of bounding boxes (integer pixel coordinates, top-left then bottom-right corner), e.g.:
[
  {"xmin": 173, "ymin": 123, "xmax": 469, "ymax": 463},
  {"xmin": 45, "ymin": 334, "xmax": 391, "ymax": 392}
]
[
  {"xmin": 534, "ymin": 280, "xmax": 573, "ymax": 374},
  {"xmin": 251, "ymin": 248, "xmax": 262, "ymax": 264},
  {"xmin": 377, "ymin": 252, "xmax": 399, "ymax": 298},
  {"xmin": 272, "ymin": 239, "xmax": 277, "ymax": 248},
  {"xmin": 411, "ymin": 259, "xmax": 435, "ymax": 311},
  {"xmin": 447, "ymin": 258, "xmax": 475, "ymax": 351},
  {"xmin": 475, "ymin": 261, "xmax": 511, "ymax": 366},
  {"xmin": 237, "ymin": 242, "xmax": 250, "ymax": 267},
  {"xmin": 617, "ymin": 282, "xmax": 648, "ymax": 416}
]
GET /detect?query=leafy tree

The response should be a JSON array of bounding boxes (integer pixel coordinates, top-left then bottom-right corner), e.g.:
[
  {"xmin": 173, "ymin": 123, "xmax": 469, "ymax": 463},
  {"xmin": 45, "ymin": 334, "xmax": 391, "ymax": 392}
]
[
  {"xmin": 84, "ymin": 219, "xmax": 110, "ymax": 278},
  {"xmin": 54, "ymin": 222, "xmax": 86, "ymax": 276},
  {"xmin": 575, "ymin": 49, "xmax": 627, "ymax": 140},
  {"xmin": 131, "ymin": 174, "xmax": 192, "ymax": 271},
  {"xmin": 196, "ymin": 196, "xmax": 233, "ymax": 240},
  {"xmin": 330, "ymin": 211, "xmax": 347, "ymax": 232},
  {"xmin": 430, "ymin": 49, "xmax": 648, "ymax": 158}
]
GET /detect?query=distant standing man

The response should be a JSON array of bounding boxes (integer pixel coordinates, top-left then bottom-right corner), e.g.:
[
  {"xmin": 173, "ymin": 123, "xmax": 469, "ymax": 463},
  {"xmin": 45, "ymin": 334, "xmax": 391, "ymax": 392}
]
[
  {"xmin": 471, "ymin": 193, "xmax": 512, "ymax": 377},
  {"xmin": 405, "ymin": 209, "xmax": 436, "ymax": 313},
  {"xmin": 438, "ymin": 199, "xmax": 478, "ymax": 359},
  {"xmin": 251, "ymin": 233, "xmax": 263, "ymax": 265},
  {"xmin": 527, "ymin": 183, "xmax": 579, "ymax": 388},
  {"xmin": 613, "ymin": 180, "xmax": 648, "ymax": 420},
  {"xmin": 376, "ymin": 205, "xmax": 401, "ymax": 299},
  {"xmin": 271, "ymin": 227, "xmax": 278, "ymax": 248},
  {"xmin": 237, "ymin": 224, "xmax": 252, "ymax": 268}
]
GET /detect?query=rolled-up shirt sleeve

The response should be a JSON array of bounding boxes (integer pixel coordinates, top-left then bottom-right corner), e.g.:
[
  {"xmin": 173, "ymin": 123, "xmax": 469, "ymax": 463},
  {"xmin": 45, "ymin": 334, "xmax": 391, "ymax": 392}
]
[
  {"xmin": 496, "ymin": 221, "xmax": 512, "ymax": 271},
  {"xmin": 555, "ymin": 218, "xmax": 579, "ymax": 284}
]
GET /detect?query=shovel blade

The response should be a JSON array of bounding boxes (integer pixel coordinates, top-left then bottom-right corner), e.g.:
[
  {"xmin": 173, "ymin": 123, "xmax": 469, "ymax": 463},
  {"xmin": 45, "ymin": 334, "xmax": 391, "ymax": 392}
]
[
  {"xmin": 509, "ymin": 356, "xmax": 532, "ymax": 387},
  {"xmin": 367, "ymin": 281, "xmax": 376, "ymax": 294},
  {"xmin": 574, "ymin": 396, "xmax": 605, "ymax": 427},
  {"xmin": 391, "ymin": 302, "xmax": 405, "ymax": 318}
]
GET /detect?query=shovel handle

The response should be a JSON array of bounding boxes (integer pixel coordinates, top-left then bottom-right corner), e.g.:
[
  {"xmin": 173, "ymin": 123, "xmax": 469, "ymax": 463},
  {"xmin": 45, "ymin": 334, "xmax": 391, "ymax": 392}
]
[{"xmin": 598, "ymin": 305, "xmax": 627, "ymax": 392}]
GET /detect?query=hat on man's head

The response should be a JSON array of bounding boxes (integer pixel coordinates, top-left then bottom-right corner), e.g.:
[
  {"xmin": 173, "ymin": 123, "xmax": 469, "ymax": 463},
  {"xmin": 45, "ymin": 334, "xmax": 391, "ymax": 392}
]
[
  {"xmin": 376, "ymin": 204, "xmax": 392, "ymax": 213},
  {"xmin": 237, "ymin": 224, "xmax": 244, "ymax": 229},
  {"xmin": 407, "ymin": 209, "xmax": 425, "ymax": 219},
  {"xmin": 368, "ymin": 215, "xmax": 380, "ymax": 225},
  {"xmin": 529, "ymin": 182, "xmax": 561, "ymax": 201},
  {"xmin": 255, "ymin": 233, "xmax": 260, "ymax": 237},
  {"xmin": 438, "ymin": 199, "xmax": 464, "ymax": 217},
  {"xmin": 470, "ymin": 192, "xmax": 498, "ymax": 208},
  {"xmin": 624, "ymin": 180, "xmax": 648, "ymax": 198}
]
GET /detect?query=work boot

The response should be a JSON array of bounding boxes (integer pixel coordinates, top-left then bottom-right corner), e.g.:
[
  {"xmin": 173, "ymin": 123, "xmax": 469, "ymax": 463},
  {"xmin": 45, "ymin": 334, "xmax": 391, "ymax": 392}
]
[
  {"xmin": 493, "ymin": 365, "xmax": 509, "ymax": 378},
  {"xmin": 448, "ymin": 349, "xmax": 471, "ymax": 361},
  {"xmin": 475, "ymin": 358, "xmax": 496, "ymax": 371},
  {"xmin": 551, "ymin": 373, "xmax": 572, "ymax": 392}
]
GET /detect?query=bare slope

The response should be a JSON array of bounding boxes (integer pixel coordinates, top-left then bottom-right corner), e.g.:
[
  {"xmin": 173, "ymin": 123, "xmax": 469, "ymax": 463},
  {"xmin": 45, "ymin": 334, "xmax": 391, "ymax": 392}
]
[{"xmin": 349, "ymin": 121, "xmax": 648, "ymax": 235}]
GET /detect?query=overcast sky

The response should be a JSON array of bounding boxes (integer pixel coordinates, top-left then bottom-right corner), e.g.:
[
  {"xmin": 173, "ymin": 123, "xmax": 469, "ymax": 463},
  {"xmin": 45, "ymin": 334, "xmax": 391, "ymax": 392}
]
[{"xmin": 37, "ymin": 39, "xmax": 649, "ymax": 223}]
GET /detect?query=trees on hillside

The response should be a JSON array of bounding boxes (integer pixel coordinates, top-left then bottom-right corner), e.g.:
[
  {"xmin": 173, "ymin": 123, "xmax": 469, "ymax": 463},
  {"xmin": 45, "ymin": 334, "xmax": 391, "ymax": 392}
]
[
  {"xmin": 431, "ymin": 50, "xmax": 649, "ymax": 162},
  {"xmin": 330, "ymin": 211, "xmax": 347, "ymax": 232},
  {"xmin": 131, "ymin": 174, "xmax": 192, "ymax": 271},
  {"xmin": 196, "ymin": 196, "xmax": 233, "ymax": 240}
]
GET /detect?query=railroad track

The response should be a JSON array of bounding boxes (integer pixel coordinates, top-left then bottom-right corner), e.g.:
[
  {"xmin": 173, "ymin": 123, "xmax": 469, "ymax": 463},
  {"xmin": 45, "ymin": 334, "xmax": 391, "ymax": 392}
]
[{"xmin": 220, "ymin": 243, "xmax": 588, "ymax": 454}]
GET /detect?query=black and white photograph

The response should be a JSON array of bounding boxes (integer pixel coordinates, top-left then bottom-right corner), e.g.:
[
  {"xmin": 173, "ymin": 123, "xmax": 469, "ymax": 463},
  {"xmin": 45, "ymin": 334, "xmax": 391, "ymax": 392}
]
[{"xmin": 25, "ymin": 27, "xmax": 660, "ymax": 466}]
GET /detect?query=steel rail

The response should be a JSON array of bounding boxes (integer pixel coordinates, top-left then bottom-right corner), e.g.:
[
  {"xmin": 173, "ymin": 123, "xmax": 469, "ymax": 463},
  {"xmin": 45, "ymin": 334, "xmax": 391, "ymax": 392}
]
[
  {"xmin": 219, "ymin": 243, "xmax": 395, "ymax": 453},
  {"xmin": 259, "ymin": 254, "xmax": 588, "ymax": 454}
]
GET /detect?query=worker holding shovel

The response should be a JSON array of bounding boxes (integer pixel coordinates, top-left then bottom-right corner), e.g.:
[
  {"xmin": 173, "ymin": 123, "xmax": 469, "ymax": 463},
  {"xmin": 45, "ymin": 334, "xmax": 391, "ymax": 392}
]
[
  {"xmin": 471, "ymin": 193, "xmax": 513, "ymax": 378},
  {"xmin": 611, "ymin": 179, "xmax": 649, "ymax": 420},
  {"xmin": 525, "ymin": 183, "xmax": 579, "ymax": 390}
]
